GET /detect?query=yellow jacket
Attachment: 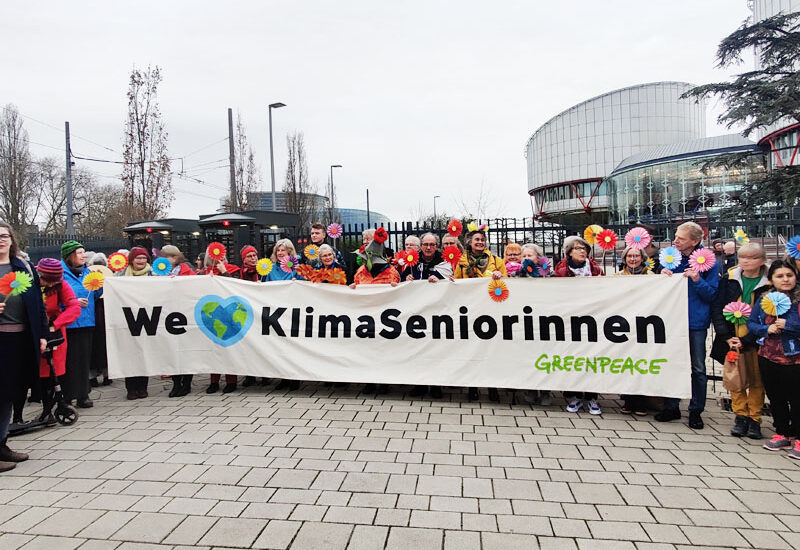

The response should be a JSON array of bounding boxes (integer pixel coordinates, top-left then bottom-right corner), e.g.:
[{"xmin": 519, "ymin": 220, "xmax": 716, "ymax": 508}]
[{"xmin": 454, "ymin": 251, "xmax": 507, "ymax": 279}]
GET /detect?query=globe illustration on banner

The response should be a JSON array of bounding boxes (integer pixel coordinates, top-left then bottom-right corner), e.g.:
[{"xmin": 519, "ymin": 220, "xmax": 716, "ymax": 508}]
[{"xmin": 194, "ymin": 295, "xmax": 254, "ymax": 347}]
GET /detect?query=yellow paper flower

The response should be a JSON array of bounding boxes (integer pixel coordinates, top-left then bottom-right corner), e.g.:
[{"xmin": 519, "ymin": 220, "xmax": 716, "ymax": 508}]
[{"xmin": 583, "ymin": 225, "xmax": 603, "ymax": 245}]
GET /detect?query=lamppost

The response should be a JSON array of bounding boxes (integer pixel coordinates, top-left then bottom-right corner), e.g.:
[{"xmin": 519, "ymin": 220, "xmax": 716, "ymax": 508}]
[
  {"xmin": 330, "ymin": 164, "xmax": 342, "ymax": 220},
  {"xmin": 268, "ymin": 102, "xmax": 286, "ymax": 211},
  {"xmin": 433, "ymin": 195, "xmax": 440, "ymax": 228}
]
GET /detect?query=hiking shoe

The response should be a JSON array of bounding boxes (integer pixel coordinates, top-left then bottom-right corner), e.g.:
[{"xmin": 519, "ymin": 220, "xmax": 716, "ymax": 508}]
[
  {"xmin": 654, "ymin": 409, "xmax": 681, "ymax": 422},
  {"xmin": 688, "ymin": 411, "xmax": 704, "ymax": 430},
  {"xmin": 763, "ymin": 434, "xmax": 792, "ymax": 451},
  {"xmin": 588, "ymin": 399, "xmax": 602, "ymax": 415},
  {"xmin": 731, "ymin": 415, "xmax": 748, "ymax": 437},
  {"xmin": 788, "ymin": 440, "xmax": 800, "ymax": 460},
  {"xmin": 746, "ymin": 419, "xmax": 763, "ymax": 440},
  {"xmin": 0, "ymin": 461, "xmax": 15, "ymax": 473},
  {"xmin": 566, "ymin": 398, "xmax": 583, "ymax": 413}
]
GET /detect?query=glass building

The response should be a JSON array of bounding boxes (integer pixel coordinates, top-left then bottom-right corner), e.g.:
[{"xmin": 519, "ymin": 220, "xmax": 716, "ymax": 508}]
[
  {"xmin": 336, "ymin": 208, "xmax": 391, "ymax": 228},
  {"xmin": 605, "ymin": 134, "xmax": 764, "ymax": 223}
]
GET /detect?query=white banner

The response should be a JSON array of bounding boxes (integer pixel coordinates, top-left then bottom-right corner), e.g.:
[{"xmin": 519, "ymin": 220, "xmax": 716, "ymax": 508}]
[{"xmin": 104, "ymin": 275, "xmax": 691, "ymax": 398}]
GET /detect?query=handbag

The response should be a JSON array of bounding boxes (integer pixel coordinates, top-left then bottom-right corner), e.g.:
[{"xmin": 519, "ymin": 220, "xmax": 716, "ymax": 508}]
[{"xmin": 722, "ymin": 348, "xmax": 750, "ymax": 393}]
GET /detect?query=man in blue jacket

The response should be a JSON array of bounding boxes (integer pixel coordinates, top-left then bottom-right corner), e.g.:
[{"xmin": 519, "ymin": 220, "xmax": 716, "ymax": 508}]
[{"xmin": 655, "ymin": 222, "xmax": 720, "ymax": 429}]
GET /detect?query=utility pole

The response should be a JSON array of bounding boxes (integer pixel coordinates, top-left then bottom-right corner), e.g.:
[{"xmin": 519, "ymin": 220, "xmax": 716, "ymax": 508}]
[
  {"xmin": 366, "ymin": 188, "xmax": 371, "ymax": 227},
  {"xmin": 64, "ymin": 122, "xmax": 74, "ymax": 236},
  {"xmin": 227, "ymin": 108, "xmax": 236, "ymax": 212}
]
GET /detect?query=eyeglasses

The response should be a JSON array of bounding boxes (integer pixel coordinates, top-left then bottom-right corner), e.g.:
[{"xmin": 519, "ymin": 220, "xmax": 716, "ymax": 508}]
[{"xmin": 0, "ymin": 234, "xmax": 11, "ymax": 241}]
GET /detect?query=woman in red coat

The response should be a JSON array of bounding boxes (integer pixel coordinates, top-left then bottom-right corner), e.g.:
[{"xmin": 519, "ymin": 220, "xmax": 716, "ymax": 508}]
[
  {"xmin": 202, "ymin": 246, "xmax": 239, "ymax": 393},
  {"xmin": 36, "ymin": 258, "xmax": 81, "ymax": 423}
]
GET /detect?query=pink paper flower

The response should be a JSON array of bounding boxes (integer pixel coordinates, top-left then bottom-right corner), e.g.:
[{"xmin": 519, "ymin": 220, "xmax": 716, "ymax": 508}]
[
  {"xmin": 624, "ymin": 227, "xmax": 651, "ymax": 250},
  {"xmin": 688, "ymin": 248, "xmax": 716, "ymax": 272}
]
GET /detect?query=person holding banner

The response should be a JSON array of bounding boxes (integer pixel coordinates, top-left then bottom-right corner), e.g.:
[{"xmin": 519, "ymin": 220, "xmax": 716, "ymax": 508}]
[
  {"xmin": 265, "ymin": 239, "xmax": 301, "ymax": 391},
  {"xmin": 160, "ymin": 245, "xmax": 195, "ymax": 277},
  {"xmin": 710, "ymin": 243, "xmax": 768, "ymax": 439},
  {"xmin": 317, "ymin": 244, "xmax": 345, "ymax": 273},
  {"xmin": 203, "ymin": 250, "xmax": 239, "ymax": 278},
  {"xmin": 118, "ymin": 248, "xmax": 153, "ymax": 400},
  {"xmin": 746, "ymin": 259, "xmax": 800, "ymax": 458},
  {"xmin": 239, "ymin": 245, "xmax": 260, "ymax": 282},
  {"xmin": 401, "ymin": 233, "xmax": 449, "ymax": 283},
  {"xmin": 655, "ymin": 222, "xmax": 720, "ymax": 430},
  {"xmin": 301, "ymin": 223, "xmax": 344, "ymax": 269},
  {"xmin": 454, "ymin": 230, "xmax": 506, "ymax": 401},
  {"xmin": 555, "ymin": 236, "xmax": 604, "ymax": 415},
  {"xmin": 0, "ymin": 222, "xmax": 48, "ymax": 472}
]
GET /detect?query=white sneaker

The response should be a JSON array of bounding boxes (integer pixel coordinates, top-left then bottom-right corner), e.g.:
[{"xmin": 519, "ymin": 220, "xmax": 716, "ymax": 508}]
[
  {"xmin": 588, "ymin": 399, "xmax": 602, "ymax": 415},
  {"xmin": 566, "ymin": 398, "xmax": 583, "ymax": 413}
]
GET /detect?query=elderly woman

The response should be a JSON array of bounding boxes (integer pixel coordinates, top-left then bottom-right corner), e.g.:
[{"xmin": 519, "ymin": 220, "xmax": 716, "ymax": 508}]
[
  {"xmin": 441, "ymin": 233, "xmax": 464, "ymax": 253},
  {"xmin": 238, "ymin": 245, "xmax": 260, "ymax": 282},
  {"xmin": 555, "ymin": 236, "xmax": 604, "ymax": 415},
  {"xmin": 0, "ymin": 222, "xmax": 48, "ymax": 471},
  {"xmin": 404, "ymin": 235, "xmax": 421, "ymax": 253},
  {"xmin": 318, "ymin": 244, "xmax": 345, "ymax": 272},
  {"xmin": 118, "ymin": 247, "xmax": 153, "ymax": 400},
  {"xmin": 504, "ymin": 243, "xmax": 523, "ymax": 277},
  {"xmin": 161, "ymin": 245, "xmax": 195, "ymax": 276},
  {"xmin": 60, "ymin": 240, "xmax": 100, "ymax": 409},
  {"xmin": 656, "ymin": 221, "xmax": 720, "ymax": 429},
  {"xmin": 711, "ymin": 243, "xmax": 768, "ymax": 439},
  {"xmin": 455, "ymin": 230, "xmax": 506, "ymax": 401},
  {"xmin": 264, "ymin": 239, "xmax": 301, "ymax": 391}
]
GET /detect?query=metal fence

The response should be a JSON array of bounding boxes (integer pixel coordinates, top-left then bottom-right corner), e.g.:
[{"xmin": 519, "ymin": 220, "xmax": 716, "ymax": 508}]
[{"xmin": 26, "ymin": 234, "xmax": 130, "ymax": 264}]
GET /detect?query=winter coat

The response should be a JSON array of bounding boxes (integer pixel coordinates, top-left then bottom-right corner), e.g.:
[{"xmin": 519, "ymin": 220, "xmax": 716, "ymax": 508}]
[
  {"xmin": 667, "ymin": 245, "xmax": 720, "ymax": 330},
  {"xmin": 746, "ymin": 288, "xmax": 800, "ymax": 359},
  {"xmin": 454, "ymin": 251, "xmax": 507, "ymax": 279},
  {"xmin": 554, "ymin": 258, "xmax": 604, "ymax": 277},
  {"xmin": 61, "ymin": 261, "xmax": 100, "ymax": 329},
  {"xmin": 172, "ymin": 262, "xmax": 195, "ymax": 276},
  {"xmin": 203, "ymin": 263, "xmax": 239, "ymax": 277},
  {"xmin": 710, "ymin": 265, "xmax": 769, "ymax": 364},
  {"xmin": 264, "ymin": 266, "xmax": 298, "ymax": 281},
  {"xmin": 401, "ymin": 251, "xmax": 447, "ymax": 281},
  {"xmin": 354, "ymin": 264, "xmax": 401, "ymax": 285},
  {"xmin": 40, "ymin": 282, "xmax": 81, "ymax": 377}
]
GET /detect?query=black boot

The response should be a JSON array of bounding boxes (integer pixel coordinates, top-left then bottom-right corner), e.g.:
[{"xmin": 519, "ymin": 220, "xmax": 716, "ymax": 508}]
[
  {"xmin": 169, "ymin": 378, "xmax": 181, "ymax": 398},
  {"xmin": 206, "ymin": 382, "xmax": 220, "ymax": 394},
  {"xmin": 179, "ymin": 375, "xmax": 192, "ymax": 397},
  {"xmin": 746, "ymin": 418, "xmax": 763, "ymax": 440},
  {"xmin": 242, "ymin": 376, "xmax": 256, "ymax": 387},
  {"xmin": 731, "ymin": 415, "xmax": 748, "ymax": 437},
  {"xmin": 468, "ymin": 387, "xmax": 479, "ymax": 401},
  {"xmin": 488, "ymin": 388, "xmax": 500, "ymax": 402}
]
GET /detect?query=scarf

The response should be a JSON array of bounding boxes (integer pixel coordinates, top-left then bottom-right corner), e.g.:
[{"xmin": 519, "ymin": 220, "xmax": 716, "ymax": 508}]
[
  {"xmin": 567, "ymin": 257, "xmax": 592, "ymax": 277},
  {"xmin": 240, "ymin": 265, "xmax": 259, "ymax": 282},
  {"xmin": 624, "ymin": 263, "xmax": 648, "ymax": 275},
  {"xmin": 69, "ymin": 264, "xmax": 83, "ymax": 277},
  {"xmin": 466, "ymin": 251, "xmax": 489, "ymax": 278},
  {"xmin": 124, "ymin": 264, "xmax": 152, "ymax": 277}
]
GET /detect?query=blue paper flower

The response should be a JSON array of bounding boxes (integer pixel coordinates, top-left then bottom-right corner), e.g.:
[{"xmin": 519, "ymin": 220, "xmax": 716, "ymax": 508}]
[
  {"xmin": 659, "ymin": 246, "xmax": 682, "ymax": 270},
  {"xmin": 786, "ymin": 236, "xmax": 800, "ymax": 259},
  {"xmin": 522, "ymin": 258, "xmax": 540, "ymax": 277},
  {"xmin": 152, "ymin": 257, "xmax": 172, "ymax": 276},
  {"xmin": 762, "ymin": 291, "xmax": 791, "ymax": 317}
]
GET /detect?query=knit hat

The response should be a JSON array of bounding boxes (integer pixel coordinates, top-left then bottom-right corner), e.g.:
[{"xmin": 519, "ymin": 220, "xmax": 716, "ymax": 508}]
[
  {"xmin": 563, "ymin": 235, "xmax": 592, "ymax": 257},
  {"xmin": 60, "ymin": 240, "xmax": 84, "ymax": 260},
  {"xmin": 240, "ymin": 245, "xmax": 257, "ymax": 262},
  {"xmin": 128, "ymin": 247, "xmax": 150, "ymax": 265},
  {"xmin": 36, "ymin": 258, "xmax": 63, "ymax": 282}
]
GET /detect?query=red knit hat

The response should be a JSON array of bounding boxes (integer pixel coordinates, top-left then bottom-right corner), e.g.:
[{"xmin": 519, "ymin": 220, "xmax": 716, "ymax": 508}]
[
  {"xmin": 128, "ymin": 247, "xmax": 150, "ymax": 265},
  {"xmin": 36, "ymin": 258, "xmax": 63, "ymax": 283},
  {"xmin": 240, "ymin": 245, "xmax": 257, "ymax": 262}
]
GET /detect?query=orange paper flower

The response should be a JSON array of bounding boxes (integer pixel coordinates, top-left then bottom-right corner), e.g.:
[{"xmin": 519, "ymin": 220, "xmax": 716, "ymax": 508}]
[
  {"xmin": 82, "ymin": 271, "xmax": 105, "ymax": 291},
  {"xmin": 328, "ymin": 268, "xmax": 347, "ymax": 285},
  {"xmin": 108, "ymin": 252, "xmax": 128, "ymax": 272},
  {"xmin": 488, "ymin": 279, "xmax": 509, "ymax": 302},
  {"xmin": 295, "ymin": 264, "xmax": 317, "ymax": 282}
]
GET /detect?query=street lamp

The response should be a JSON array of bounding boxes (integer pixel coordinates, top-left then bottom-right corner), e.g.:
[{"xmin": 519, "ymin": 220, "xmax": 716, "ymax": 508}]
[
  {"xmin": 433, "ymin": 195, "xmax": 441, "ymax": 227},
  {"xmin": 268, "ymin": 102, "xmax": 286, "ymax": 212}
]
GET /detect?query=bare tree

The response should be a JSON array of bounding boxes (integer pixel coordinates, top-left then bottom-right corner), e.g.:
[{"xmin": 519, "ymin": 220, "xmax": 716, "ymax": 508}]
[
  {"xmin": 0, "ymin": 104, "xmax": 40, "ymax": 241},
  {"xmin": 283, "ymin": 131, "xmax": 320, "ymax": 230},
  {"xmin": 121, "ymin": 65, "xmax": 173, "ymax": 221},
  {"xmin": 231, "ymin": 111, "xmax": 262, "ymax": 210},
  {"xmin": 75, "ymin": 179, "xmax": 128, "ymax": 236},
  {"xmin": 454, "ymin": 180, "xmax": 507, "ymax": 221}
]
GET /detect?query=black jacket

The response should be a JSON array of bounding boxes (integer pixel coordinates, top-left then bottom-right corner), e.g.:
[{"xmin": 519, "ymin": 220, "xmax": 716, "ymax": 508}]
[{"xmin": 401, "ymin": 250, "xmax": 446, "ymax": 280}]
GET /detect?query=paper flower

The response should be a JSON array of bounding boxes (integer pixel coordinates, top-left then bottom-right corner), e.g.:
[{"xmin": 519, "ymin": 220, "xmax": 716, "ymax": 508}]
[
  {"xmin": 108, "ymin": 252, "xmax": 128, "ymax": 272},
  {"xmin": 688, "ymin": 248, "xmax": 716, "ymax": 272},
  {"xmin": 393, "ymin": 250, "xmax": 407, "ymax": 266},
  {"xmin": 625, "ymin": 228, "xmax": 651, "ymax": 250},
  {"xmin": 726, "ymin": 350, "xmax": 740, "ymax": 363},
  {"xmin": 723, "ymin": 301, "xmax": 752, "ymax": 325},
  {"xmin": 326, "ymin": 223, "xmax": 343, "ymax": 240},
  {"xmin": 488, "ymin": 279, "xmax": 509, "ymax": 302},
  {"xmin": 82, "ymin": 271, "xmax": 105, "ymax": 291},
  {"xmin": 786, "ymin": 236, "xmax": 800, "ymax": 259},
  {"xmin": 522, "ymin": 258, "xmax": 540, "ymax": 277},
  {"xmin": 280, "ymin": 256, "xmax": 298, "ymax": 273},
  {"xmin": 596, "ymin": 229, "xmax": 618, "ymax": 251},
  {"xmin": 304, "ymin": 244, "xmax": 320, "ymax": 261},
  {"xmin": 447, "ymin": 219, "xmax": 463, "ymax": 237},
  {"xmin": 328, "ymin": 268, "xmax": 347, "ymax": 285},
  {"xmin": 505, "ymin": 261, "xmax": 522, "ymax": 275},
  {"xmin": 538, "ymin": 256, "xmax": 552, "ymax": 275},
  {"xmin": 256, "ymin": 258, "xmax": 273, "ymax": 276},
  {"xmin": 207, "ymin": 242, "xmax": 226, "ymax": 262},
  {"xmin": 373, "ymin": 227, "xmax": 388, "ymax": 244},
  {"xmin": 295, "ymin": 264, "xmax": 317, "ymax": 281},
  {"xmin": 761, "ymin": 291, "xmax": 791, "ymax": 317},
  {"xmin": 442, "ymin": 245, "xmax": 461, "ymax": 268},
  {"xmin": 151, "ymin": 257, "xmax": 172, "ymax": 276},
  {"xmin": 403, "ymin": 249, "xmax": 419, "ymax": 267},
  {"xmin": 467, "ymin": 221, "xmax": 478, "ymax": 233},
  {"xmin": 734, "ymin": 230, "xmax": 749, "ymax": 245},
  {"xmin": 584, "ymin": 224, "xmax": 603, "ymax": 245},
  {"xmin": 0, "ymin": 271, "xmax": 32, "ymax": 298},
  {"xmin": 659, "ymin": 247, "xmax": 682, "ymax": 270},
  {"xmin": 645, "ymin": 257, "xmax": 655, "ymax": 272}
]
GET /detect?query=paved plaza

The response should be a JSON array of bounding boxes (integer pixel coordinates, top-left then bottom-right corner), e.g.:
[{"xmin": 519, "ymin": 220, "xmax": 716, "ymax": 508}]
[{"xmin": 1, "ymin": 378, "xmax": 799, "ymax": 550}]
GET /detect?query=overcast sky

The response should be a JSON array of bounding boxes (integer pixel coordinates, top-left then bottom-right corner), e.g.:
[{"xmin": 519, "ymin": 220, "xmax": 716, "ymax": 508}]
[{"xmin": 2, "ymin": 0, "xmax": 753, "ymax": 223}]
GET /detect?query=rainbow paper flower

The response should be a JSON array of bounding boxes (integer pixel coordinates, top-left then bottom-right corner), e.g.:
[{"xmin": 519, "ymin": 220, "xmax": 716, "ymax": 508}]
[
  {"xmin": 304, "ymin": 244, "xmax": 320, "ymax": 261},
  {"xmin": 734, "ymin": 230, "xmax": 749, "ymax": 245},
  {"xmin": 151, "ymin": 257, "xmax": 172, "ymax": 276},
  {"xmin": 82, "ymin": 271, "xmax": 105, "ymax": 291},
  {"xmin": 688, "ymin": 248, "xmax": 716, "ymax": 272},
  {"xmin": 256, "ymin": 258, "xmax": 273, "ymax": 276},
  {"xmin": 329, "ymin": 268, "xmax": 347, "ymax": 285},
  {"xmin": 0, "ymin": 271, "xmax": 33, "ymax": 298},
  {"xmin": 447, "ymin": 219, "xmax": 463, "ymax": 237},
  {"xmin": 207, "ymin": 242, "xmax": 226, "ymax": 262},
  {"xmin": 596, "ymin": 229, "xmax": 618, "ymax": 251},
  {"xmin": 722, "ymin": 301, "xmax": 752, "ymax": 325},
  {"xmin": 442, "ymin": 245, "xmax": 461, "ymax": 268},
  {"xmin": 584, "ymin": 224, "xmax": 604, "ymax": 245},
  {"xmin": 326, "ymin": 223, "xmax": 343, "ymax": 239},
  {"xmin": 522, "ymin": 258, "xmax": 540, "ymax": 277},
  {"xmin": 488, "ymin": 279, "xmax": 509, "ymax": 302},
  {"xmin": 280, "ymin": 256, "xmax": 298, "ymax": 273},
  {"xmin": 374, "ymin": 227, "xmax": 388, "ymax": 244},
  {"xmin": 761, "ymin": 291, "xmax": 791, "ymax": 317},
  {"xmin": 625, "ymin": 227, "xmax": 651, "ymax": 250},
  {"xmin": 505, "ymin": 261, "xmax": 522, "ymax": 276},
  {"xmin": 659, "ymin": 247, "xmax": 682, "ymax": 270},
  {"xmin": 108, "ymin": 252, "xmax": 128, "ymax": 272},
  {"xmin": 786, "ymin": 235, "xmax": 800, "ymax": 259}
]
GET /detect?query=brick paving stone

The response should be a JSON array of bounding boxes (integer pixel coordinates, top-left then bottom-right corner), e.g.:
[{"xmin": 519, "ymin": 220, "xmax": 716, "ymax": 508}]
[
  {"xmin": 111, "ymin": 511, "xmax": 185, "ymax": 543},
  {"xmin": 386, "ymin": 527, "xmax": 443, "ymax": 550},
  {"xmin": 347, "ymin": 525, "xmax": 389, "ymax": 550},
  {"xmin": 251, "ymin": 519, "xmax": 301, "ymax": 549},
  {"xmin": 481, "ymin": 532, "xmax": 538, "ymax": 550},
  {"xmin": 25, "ymin": 508, "xmax": 105, "ymax": 537},
  {"xmin": 291, "ymin": 521, "xmax": 353, "ymax": 550}
]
